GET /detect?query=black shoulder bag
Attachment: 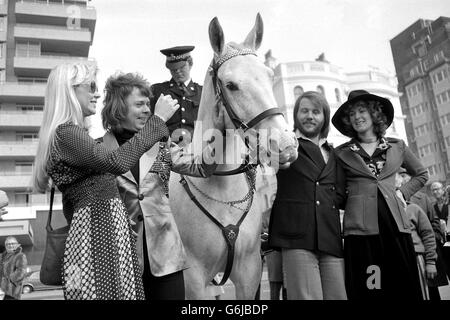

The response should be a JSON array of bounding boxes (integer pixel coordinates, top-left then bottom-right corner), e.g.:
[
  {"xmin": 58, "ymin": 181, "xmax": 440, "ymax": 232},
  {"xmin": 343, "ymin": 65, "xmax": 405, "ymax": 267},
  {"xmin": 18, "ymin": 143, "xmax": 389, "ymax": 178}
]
[{"xmin": 40, "ymin": 187, "xmax": 70, "ymax": 286}]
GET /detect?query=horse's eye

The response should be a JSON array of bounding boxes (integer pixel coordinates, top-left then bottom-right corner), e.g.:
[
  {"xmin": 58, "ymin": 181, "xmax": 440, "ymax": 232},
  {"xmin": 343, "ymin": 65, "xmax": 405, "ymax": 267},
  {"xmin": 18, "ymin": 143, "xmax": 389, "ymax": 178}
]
[{"xmin": 226, "ymin": 82, "xmax": 239, "ymax": 91}]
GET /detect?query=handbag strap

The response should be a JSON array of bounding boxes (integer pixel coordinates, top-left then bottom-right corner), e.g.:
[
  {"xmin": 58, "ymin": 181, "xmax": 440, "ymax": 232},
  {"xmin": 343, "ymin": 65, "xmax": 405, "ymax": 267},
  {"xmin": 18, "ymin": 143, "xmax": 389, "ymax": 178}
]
[{"xmin": 46, "ymin": 186, "xmax": 56, "ymax": 232}]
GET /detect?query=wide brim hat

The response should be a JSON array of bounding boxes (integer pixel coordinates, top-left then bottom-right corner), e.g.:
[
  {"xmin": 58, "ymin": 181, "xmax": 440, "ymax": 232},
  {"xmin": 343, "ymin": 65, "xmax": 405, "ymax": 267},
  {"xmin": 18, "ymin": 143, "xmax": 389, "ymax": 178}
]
[
  {"xmin": 331, "ymin": 90, "xmax": 394, "ymax": 137},
  {"xmin": 160, "ymin": 45, "xmax": 195, "ymax": 70}
]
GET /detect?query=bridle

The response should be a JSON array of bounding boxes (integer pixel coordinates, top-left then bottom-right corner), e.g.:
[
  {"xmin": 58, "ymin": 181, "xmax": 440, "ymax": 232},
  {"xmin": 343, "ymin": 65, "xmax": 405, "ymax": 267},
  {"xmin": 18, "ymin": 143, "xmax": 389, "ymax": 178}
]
[
  {"xmin": 208, "ymin": 46, "xmax": 284, "ymax": 176},
  {"xmin": 178, "ymin": 47, "xmax": 284, "ymax": 286}
]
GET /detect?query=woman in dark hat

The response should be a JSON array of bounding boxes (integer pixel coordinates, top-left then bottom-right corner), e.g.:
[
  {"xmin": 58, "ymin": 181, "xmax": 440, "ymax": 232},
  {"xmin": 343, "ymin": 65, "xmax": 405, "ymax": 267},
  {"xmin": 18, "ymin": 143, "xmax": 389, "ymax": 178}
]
[{"xmin": 332, "ymin": 90, "xmax": 428, "ymax": 300}]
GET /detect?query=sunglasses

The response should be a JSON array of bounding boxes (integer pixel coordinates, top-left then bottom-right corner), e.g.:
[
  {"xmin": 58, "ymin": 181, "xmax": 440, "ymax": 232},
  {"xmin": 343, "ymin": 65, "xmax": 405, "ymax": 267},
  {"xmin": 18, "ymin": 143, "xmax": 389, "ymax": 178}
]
[{"xmin": 74, "ymin": 81, "xmax": 98, "ymax": 94}]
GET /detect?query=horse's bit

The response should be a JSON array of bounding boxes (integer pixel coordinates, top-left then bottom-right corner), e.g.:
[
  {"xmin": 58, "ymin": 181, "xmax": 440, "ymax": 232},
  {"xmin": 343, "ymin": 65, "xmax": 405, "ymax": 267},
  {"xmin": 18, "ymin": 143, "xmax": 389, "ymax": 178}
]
[{"xmin": 179, "ymin": 47, "xmax": 281, "ymax": 286}]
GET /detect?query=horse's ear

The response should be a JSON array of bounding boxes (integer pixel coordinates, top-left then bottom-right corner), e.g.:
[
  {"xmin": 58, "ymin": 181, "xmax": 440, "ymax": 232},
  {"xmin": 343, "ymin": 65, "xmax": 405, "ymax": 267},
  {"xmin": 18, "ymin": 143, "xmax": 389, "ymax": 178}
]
[
  {"xmin": 209, "ymin": 17, "xmax": 225, "ymax": 56},
  {"xmin": 243, "ymin": 13, "xmax": 263, "ymax": 51}
]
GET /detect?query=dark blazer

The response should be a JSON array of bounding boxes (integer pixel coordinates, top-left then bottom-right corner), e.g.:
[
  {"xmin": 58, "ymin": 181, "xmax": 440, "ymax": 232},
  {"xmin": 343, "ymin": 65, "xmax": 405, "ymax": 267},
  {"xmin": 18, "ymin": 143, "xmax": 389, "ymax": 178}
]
[
  {"xmin": 150, "ymin": 79, "xmax": 202, "ymax": 141},
  {"xmin": 268, "ymin": 138, "xmax": 346, "ymax": 258},
  {"xmin": 335, "ymin": 137, "xmax": 428, "ymax": 236}
]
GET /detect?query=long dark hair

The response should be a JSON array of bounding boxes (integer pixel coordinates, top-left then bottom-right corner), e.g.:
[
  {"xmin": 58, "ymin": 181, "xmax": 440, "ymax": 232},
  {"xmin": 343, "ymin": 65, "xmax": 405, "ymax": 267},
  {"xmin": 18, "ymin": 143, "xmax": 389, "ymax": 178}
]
[{"xmin": 340, "ymin": 100, "xmax": 388, "ymax": 139}]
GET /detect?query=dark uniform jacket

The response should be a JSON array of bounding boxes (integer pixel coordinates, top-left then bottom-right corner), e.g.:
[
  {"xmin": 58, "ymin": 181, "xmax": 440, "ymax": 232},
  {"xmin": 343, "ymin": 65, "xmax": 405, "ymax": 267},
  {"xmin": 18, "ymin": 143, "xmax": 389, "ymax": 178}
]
[
  {"xmin": 150, "ymin": 79, "xmax": 202, "ymax": 143},
  {"xmin": 268, "ymin": 138, "xmax": 346, "ymax": 258}
]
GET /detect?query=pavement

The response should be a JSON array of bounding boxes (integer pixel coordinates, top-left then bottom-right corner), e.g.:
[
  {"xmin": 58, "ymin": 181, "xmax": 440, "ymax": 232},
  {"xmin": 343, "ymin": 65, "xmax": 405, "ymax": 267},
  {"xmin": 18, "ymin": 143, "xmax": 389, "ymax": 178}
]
[{"xmin": 20, "ymin": 268, "xmax": 450, "ymax": 300}]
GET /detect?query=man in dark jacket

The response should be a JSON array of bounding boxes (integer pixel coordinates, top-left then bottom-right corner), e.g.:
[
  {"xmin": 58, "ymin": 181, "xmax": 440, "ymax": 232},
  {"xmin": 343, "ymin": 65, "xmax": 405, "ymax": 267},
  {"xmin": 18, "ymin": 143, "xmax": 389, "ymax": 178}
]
[
  {"xmin": 268, "ymin": 91, "xmax": 347, "ymax": 300},
  {"xmin": 150, "ymin": 46, "xmax": 202, "ymax": 147},
  {"xmin": 0, "ymin": 237, "xmax": 27, "ymax": 300}
]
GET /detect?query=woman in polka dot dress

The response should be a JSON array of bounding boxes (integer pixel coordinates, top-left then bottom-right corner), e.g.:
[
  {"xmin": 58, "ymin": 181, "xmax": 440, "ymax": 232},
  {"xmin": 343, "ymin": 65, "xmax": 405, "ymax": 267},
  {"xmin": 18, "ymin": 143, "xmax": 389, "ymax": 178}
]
[{"xmin": 32, "ymin": 63, "xmax": 180, "ymax": 300}]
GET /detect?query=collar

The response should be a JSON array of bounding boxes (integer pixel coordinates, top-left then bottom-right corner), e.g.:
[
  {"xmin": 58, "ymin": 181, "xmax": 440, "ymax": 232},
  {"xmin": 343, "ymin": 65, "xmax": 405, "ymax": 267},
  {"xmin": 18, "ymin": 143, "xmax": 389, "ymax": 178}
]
[
  {"xmin": 348, "ymin": 136, "xmax": 391, "ymax": 152},
  {"xmin": 295, "ymin": 129, "xmax": 328, "ymax": 148},
  {"xmin": 184, "ymin": 79, "xmax": 192, "ymax": 87}
]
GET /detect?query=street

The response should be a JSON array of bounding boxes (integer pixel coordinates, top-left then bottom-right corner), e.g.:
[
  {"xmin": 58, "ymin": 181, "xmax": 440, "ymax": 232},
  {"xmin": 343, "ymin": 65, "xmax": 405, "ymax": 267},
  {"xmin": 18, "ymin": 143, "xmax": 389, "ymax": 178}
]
[{"xmin": 20, "ymin": 265, "xmax": 450, "ymax": 300}]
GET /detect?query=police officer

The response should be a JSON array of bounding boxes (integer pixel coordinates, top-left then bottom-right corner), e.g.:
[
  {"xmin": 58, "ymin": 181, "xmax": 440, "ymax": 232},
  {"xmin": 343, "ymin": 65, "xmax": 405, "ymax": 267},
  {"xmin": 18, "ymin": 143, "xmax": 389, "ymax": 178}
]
[{"xmin": 150, "ymin": 46, "xmax": 202, "ymax": 146}]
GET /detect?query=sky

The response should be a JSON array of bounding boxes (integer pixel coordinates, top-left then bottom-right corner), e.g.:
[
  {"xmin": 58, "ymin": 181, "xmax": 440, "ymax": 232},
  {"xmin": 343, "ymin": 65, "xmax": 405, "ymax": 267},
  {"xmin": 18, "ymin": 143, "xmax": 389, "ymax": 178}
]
[{"xmin": 87, "ymin": 0, "xmax": 450, "ymax": 137}]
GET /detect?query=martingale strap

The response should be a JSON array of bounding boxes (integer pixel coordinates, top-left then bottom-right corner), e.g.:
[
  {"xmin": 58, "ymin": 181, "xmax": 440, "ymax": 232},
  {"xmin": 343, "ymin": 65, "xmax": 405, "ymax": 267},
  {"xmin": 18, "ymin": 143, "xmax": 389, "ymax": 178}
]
[{"xmin": 179, "ymin": 174, "xmax": 254, "ymax": 286}]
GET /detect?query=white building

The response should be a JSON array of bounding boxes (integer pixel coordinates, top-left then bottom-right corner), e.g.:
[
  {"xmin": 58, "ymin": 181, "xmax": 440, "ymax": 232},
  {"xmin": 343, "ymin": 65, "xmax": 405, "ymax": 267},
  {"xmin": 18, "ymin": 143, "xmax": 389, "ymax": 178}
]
[{"xmin": 269, "ymin": 55, "xmax": 407, "ymax": 147}]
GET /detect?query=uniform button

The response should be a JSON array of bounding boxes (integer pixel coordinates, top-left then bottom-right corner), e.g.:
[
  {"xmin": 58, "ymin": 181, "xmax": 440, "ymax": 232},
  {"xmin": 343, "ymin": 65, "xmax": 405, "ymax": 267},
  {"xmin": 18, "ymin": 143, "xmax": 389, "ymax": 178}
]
[
  {"xmin": 332, "ymin": 205, "xmax": 336, "ymax": 209},
  {"xmin": 316, "ymin": 182, "xmax": 320, "ymax": 186},
  {"xmin": 182, "ymin": 97, "xmax": 186, "ymax": 100},
  {"xmin": 181, "ymin": 119, "xmax": 186, "ymax": 124},
  {"xmin": 316, "ymin": 201, "xmax": 320, "ymax": 206},
  {"xmin": 181, "ymin": 107, "xmax": 186, "ymax": 112},
  {"xmin": 137, "ymin": 215, "xmax": 143, "ymax": 221},
  {"xmin": 138, "ymin": 194, "xmax": 144, "ymax": 201}
]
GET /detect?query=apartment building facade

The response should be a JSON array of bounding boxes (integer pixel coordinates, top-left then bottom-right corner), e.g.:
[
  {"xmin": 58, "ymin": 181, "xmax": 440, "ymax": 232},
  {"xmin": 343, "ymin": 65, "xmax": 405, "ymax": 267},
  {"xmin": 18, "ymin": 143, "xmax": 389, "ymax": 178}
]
[
  {"xmin": 0, "ymin": 0, "xmax": 96, "ymax": 259},
  {"xmin": 390, "ymin": 17, "xmax": 450, "ymax": 184}
]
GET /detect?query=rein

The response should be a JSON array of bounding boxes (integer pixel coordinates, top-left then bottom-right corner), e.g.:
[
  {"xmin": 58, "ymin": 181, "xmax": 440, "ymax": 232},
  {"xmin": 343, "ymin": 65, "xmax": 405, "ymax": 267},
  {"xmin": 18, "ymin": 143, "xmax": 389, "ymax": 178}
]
[
  {"xmin": 209, "ymin": 47, "xmax": 283, "ymax": 176},
  {"xmin": 179, "ymin": 47, "xmax": 280, "ymax": 286}
]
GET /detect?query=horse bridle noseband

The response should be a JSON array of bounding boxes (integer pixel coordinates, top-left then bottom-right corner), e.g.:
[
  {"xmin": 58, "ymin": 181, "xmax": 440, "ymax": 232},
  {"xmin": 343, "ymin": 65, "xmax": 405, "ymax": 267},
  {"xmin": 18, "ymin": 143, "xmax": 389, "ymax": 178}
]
[{"xmin": 179, "ymin": 48, "xmax": 282, "ymax": 286}]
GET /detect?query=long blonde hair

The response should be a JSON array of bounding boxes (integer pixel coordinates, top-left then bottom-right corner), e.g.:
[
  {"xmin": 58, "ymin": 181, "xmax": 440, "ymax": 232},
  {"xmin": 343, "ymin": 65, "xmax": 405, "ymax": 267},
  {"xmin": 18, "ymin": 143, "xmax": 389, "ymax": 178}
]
[{"xmin": 33, "ymin": 62, "xmax": 97, "ymax": 193}]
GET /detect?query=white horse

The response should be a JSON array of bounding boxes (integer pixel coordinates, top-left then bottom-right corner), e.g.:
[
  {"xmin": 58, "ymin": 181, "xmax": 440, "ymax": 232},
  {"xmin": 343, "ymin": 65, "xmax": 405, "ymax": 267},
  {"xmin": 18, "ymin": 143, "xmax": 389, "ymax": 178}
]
[{"xmin": 169, "ymin": 14, "xmax": 298, "ymax": 300}]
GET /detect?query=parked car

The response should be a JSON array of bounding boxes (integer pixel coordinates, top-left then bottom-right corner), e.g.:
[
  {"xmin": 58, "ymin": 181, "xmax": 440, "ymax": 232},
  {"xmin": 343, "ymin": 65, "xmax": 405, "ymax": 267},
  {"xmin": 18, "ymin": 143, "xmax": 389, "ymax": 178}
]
[{"xmin": 22, "ymin": 265, "xmax": 62, "ymax": 294}]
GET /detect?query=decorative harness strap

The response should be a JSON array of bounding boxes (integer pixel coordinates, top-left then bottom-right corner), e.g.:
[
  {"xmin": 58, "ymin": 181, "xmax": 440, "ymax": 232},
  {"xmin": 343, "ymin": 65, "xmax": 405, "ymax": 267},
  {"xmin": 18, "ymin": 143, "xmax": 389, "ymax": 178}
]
[
  {"xmin": 179, "ymin": 168, "xmax": 256, "ymax": 286},
  {"xmin": 180, "ymin": 47, "xmax": 282, "ymax": 286}
]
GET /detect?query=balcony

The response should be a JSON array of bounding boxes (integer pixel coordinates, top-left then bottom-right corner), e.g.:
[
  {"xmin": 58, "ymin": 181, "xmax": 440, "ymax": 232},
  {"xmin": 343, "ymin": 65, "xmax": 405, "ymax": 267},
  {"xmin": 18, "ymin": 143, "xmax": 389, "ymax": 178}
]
[
  {"xmin": 0, "ymin": 172, "xmax": 33, "ymax": 189},
  {"xmin": 14, "ymin": 23, "xmax": 92, "ymax": 56},
  {"xmin": 0, "ymin": 82, "xmax": 46, "ymax": 103},
  {"xmin": 0, "ymin": 110, "xmax": 43, "ymax": 129},
  {"xmin": 0, "ymin": 219, "xmax": 34, "ymax": 246},
  {"xmin": 14, "ymin": 55, "xmax": 95, "ymax": 77},
  {"xmin": 0, "ymin": 141, "xmax": 38, "ymax": 160},
  {"xmin": 15, "ymin": 0, "xmax": 96, "ymax": 34}
]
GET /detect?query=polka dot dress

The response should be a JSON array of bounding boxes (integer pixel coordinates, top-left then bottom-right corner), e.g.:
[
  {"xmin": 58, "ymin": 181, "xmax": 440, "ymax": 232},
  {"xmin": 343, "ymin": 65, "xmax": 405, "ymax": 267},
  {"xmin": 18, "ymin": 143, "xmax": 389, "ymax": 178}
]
[
  {"xmin": 46, "ymin": 118, "xmax": 169, "ymax": 300},
  {"xmin": 63, "ymin": 198, "xmax": 144, "ymax": 300}
]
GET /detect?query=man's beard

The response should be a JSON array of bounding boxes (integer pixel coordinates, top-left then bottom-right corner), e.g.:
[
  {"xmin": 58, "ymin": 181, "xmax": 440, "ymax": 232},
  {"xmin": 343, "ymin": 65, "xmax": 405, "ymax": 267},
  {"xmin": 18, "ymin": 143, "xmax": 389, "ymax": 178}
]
[{"xmin": 298, "ymin": 123, "xmax": 322, "ymax": 139}]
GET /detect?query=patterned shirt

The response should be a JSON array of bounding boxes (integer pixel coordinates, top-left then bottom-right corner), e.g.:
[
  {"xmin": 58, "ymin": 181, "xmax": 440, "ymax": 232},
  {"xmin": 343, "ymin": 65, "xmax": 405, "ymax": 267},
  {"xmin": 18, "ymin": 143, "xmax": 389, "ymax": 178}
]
[{"xmin": 348, "ymin": 137, "xmax": 391, "ymax": 177}]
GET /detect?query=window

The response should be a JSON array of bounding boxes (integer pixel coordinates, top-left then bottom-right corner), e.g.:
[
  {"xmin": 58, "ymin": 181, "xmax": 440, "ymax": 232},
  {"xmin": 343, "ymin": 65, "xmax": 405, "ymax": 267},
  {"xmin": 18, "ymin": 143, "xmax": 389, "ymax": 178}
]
[
  {"xmin": 335, "ymin": 88, "xmax": 341, "ymax": 103},
  {"xmin": 316, "ymin": 85, "xmax": 325, "ymax": 97},
  {"xmin": 433, "ymin": 69, "xmax": 448, "ymax": 84},
  {"xmin": 15, "ymin": 41, "xmax": 41, "ymax": 57},
  {"xmin": 16, "ymin": 104, "xmax": 44, "ymax": 112},
  {"xmin": 16, "ymin": 132, "xmax": 39, "ymax": 142},
  {"xmin": 293, "ymin": 85, "xmax": 304, "ymax": 101},
  {"xmin": 15, "ymin": 162, "xmax": 33, "ymax": 174},
  {"xmin": 18, "ymin": 77, "xmax": 47, "ymax": 84},
  {"xmin": 410, "ymin": 65, "xmax": 420, "ymax": 78},
  {"xmin": 14, "ymin": 192, "xmax": 31, "ymax": 206},
  {"xmin": 0, "ymin": 17, "xmax": 5, "ymax": 32}
]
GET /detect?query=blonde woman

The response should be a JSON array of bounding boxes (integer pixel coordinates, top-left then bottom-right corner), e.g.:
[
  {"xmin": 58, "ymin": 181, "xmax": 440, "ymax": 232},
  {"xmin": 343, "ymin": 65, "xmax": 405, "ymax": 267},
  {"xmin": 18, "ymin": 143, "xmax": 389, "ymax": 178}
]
[{"xmin": 33, "ymin": 63, "xmax": 179, "ymax": 300}]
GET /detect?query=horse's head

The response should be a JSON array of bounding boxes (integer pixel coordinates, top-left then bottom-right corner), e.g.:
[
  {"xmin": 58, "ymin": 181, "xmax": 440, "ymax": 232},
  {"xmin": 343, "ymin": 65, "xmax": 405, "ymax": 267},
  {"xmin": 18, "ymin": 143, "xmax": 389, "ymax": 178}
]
[{"xmin": 196, "ymin": 14, "xmax": 298, "ymax": 171}]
